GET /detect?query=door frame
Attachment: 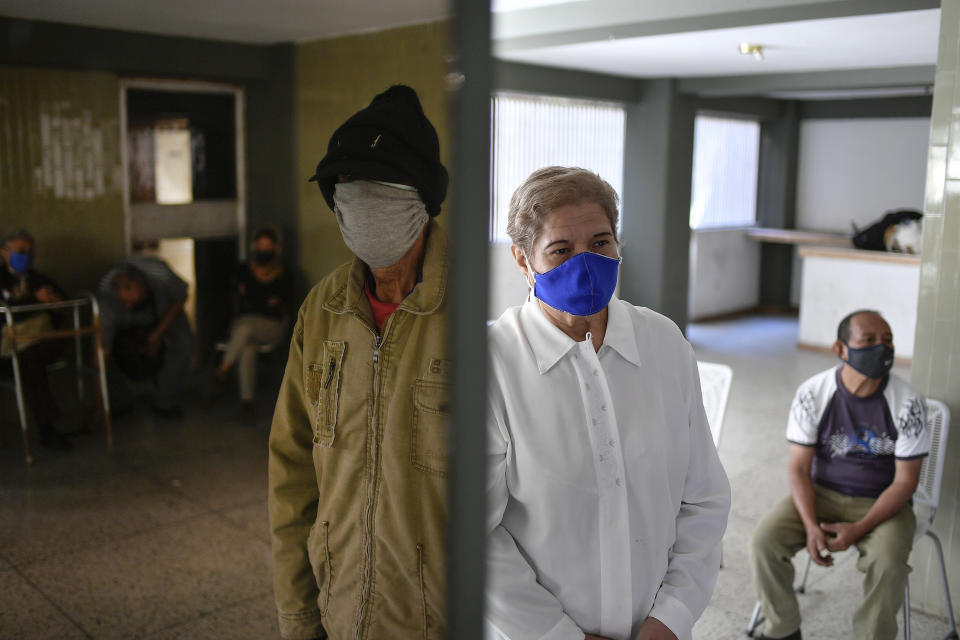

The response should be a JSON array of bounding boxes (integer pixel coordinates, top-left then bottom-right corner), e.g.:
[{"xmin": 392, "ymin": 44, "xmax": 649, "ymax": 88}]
[{"xmin": 118, "ymin": 78, "xmax": 246, "ymax": 257}]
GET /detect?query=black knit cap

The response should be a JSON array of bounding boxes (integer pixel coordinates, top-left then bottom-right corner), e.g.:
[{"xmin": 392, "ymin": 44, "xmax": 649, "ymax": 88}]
[{"xmin": 309, "ymin": 84, "xmax": 448, "ymax": 217}]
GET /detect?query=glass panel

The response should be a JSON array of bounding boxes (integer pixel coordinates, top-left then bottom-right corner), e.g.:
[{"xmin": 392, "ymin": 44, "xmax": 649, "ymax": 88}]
[
  {"xmin": 490, "ymin": 92, "xmax": 626, "ymax": 243},
  {"xmin": 154, "ymin": 126, "xmax": 193, "ymax": 204},
  {"xmin": 126, "ymin": 89, "xmax": 236, "ymax": 204},
  {"xmin": 689, "ymin": 115, "xmax": 760, "ymax": 229}
]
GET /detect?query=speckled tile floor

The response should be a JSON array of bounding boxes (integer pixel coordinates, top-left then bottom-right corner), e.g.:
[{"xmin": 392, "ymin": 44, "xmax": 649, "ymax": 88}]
[
  {"xmin": 0, "ymin": 315, "xmax": 955, "ymax": 639},
  {"xmin": 688, "ymin": 315, "xmax": 955, "ymax": 640},
  {"xmin": 0, "ymin": 383, "xmax": 278, "ymax": 640}
]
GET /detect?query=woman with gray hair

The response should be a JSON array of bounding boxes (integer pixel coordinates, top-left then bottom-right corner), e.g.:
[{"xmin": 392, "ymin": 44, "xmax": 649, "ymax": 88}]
[{"xmin": 485, "ymin": 167, "xmax": 730, "ymax": 640}]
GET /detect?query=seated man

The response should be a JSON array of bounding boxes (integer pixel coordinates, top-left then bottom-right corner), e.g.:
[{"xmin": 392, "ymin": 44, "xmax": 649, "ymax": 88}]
[
  {"xmin": 98, "ymin": 256, "xmax": 193, "ymax": 420},
  {"xmin": 749, "ymin": 309, "xmax": 930, "ymax": 640},
  {"xmin": 214, "ymin": 226, "xmax": 293, "ymax": 416},
  {"xmin": 0, "ymin": 230, "xmax": 71, "ymax": 450}
]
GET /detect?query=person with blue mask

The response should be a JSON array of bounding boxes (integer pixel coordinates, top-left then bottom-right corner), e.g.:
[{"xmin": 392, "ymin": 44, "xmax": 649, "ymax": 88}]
[
  {"xmin": 0, "ymin": 229, "xmax": 72, "ymax": 450},
  {"xmin": 485, "ymin": 167, "xmax": 730, "ymax": 640},
  {"xmin": 749, "ymin": 310, "xmax": 929, "ymax": 640}
]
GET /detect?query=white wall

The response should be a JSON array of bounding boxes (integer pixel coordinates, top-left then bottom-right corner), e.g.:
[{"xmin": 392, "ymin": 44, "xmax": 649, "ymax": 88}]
[
  {"xmin": 688, "ymin": 227, "xmax": 760, "ymax": 320},
  {"xmin": 796, "ymin": 117, "xmax": 929, "ymax": 233},
  {"xmin": 489, "ymin": 242, "xmax": 528, "ymax": 320},
  {"xmin": 798, "ymin": 252, "xmax": 920, "ymax": 358}
]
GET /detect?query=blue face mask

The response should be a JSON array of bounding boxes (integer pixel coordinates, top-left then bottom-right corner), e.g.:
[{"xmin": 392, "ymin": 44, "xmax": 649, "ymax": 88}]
[
  {"xmin": 531, "ymin": 251, "xmax": 621, "ymax": 317},
  {"xmin": 7, "ymin": 251, "xmax": 32, "ymax": 275}
]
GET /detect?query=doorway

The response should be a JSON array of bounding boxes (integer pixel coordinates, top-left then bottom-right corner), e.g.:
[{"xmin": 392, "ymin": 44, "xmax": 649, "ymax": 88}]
[{"xmin": 120, "ymin": 79, "xmax": 245, "ymax": 359}]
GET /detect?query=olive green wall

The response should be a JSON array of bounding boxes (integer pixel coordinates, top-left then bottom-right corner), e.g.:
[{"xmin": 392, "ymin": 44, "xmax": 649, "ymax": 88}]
[
  {"xmin": 1, "ymin": 17, "xmax": 297, "ymax": 297},
  {"xmin": 0, "ymin": 64, "xmax": 125, "ymax": 294},
  {"xmin": 295, "ymin": 21, "xmax": 451, "ymax": 287}
]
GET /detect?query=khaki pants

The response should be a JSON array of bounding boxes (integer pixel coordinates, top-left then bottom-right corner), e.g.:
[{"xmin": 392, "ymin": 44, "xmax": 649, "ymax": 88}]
[
  {"xmin": 222, "ymin": 314, "xmax": 284, "ymax": 402},
  {"xmin": 749, "ymin": 485, "xmax": 915, "ymax": 640}
]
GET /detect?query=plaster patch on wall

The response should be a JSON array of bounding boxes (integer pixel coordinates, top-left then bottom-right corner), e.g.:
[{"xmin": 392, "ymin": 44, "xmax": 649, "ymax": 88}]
[
  {"xmin": 34, "ymin": 103, "xmax": 112, "ymax": 200},
  {"xmin": 0, "ymin": 64, "xmax": 125, "ymax": 294}
]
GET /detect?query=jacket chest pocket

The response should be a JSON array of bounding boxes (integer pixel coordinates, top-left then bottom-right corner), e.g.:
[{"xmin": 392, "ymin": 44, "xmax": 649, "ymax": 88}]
[
  {"xmin": 306, "ymin": 340, "xmax": 345, "ymax": 447},
  {"xmin": 411, "ymin": 379, "xmax": 449, "ymax": 476}
]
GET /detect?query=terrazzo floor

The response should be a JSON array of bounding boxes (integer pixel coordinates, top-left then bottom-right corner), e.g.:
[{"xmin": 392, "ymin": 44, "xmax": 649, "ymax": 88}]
[
  {"xmin": 0, "ymin": 314, "xmax": 955, "ymax": 639},
  {"xmin": 0, "ymin": 379, "xmax": 278, "ymax": 639}
]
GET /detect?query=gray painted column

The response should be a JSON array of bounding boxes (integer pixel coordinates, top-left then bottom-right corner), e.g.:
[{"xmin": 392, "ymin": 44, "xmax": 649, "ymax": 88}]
[
  {"xmin": 448, "ymin": 1, "xmax": 490, "ymax": 638},
  {"xmin": 620, "ymin": 79, "xmax": 695, "ymax": 328},
  {"xmin": 246, "ymin": 44, "xmax": 298, "ymax": 272},
  {"xmin": 911, "ymin": 0, "xmax": 960, "ymax": 620},
  {"xmin": 756, "ymin": 101, "xmax": 799, "ymax": 308}
]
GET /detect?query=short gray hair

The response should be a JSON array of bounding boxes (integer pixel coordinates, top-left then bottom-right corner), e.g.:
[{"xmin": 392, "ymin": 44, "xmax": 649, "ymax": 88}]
[
  {"xmin": 506, "ymin": 167, "xmax": 620, "ymax": 256},
  {"xmin": 3, "ymin": 229, "xmax": 34, "ymax": 249},
  {"xmin": 111, "ymin": 264, "xmax": 147, "ymax": 293}
]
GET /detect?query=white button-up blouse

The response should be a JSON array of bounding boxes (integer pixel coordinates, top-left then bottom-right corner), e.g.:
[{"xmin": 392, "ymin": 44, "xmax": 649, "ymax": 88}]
[{"xmin": 485, "ymin": 297, "xmax": 730, "ymax": 640}]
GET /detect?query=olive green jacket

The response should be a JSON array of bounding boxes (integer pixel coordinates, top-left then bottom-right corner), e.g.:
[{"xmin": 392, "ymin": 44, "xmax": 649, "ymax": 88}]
[{"xmin": 268, "ymin": 222, "xmax": 449, "ymax": 640}]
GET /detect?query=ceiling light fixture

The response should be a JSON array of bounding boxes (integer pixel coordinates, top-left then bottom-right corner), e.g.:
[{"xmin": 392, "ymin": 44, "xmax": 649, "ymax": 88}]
[{"xmin": 738, "ymin": 42, "xmax": 764, "ymax": 61}]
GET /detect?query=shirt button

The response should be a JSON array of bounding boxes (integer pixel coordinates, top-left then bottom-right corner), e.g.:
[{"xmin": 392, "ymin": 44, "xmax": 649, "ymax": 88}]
[
  {"xmin": 615, "ymin": 478, "xmax": 622, "ymax": 487},
  {"xmin": 608, "ymin": 439, "xmax": 615, "ymax": 446},
  {"xmin": 601, "ymin": 405, "xmax": 607, "ymax": 411},
  {"xmin": 585, "ymin": 383, "xmax": 591, "ymax": 390}
]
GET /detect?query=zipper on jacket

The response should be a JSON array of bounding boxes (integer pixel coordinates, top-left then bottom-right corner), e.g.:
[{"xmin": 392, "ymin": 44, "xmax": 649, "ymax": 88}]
[
  {"xmin": 417, "ymin": 543, "xmax": 428, "ymax": 640},
  {"xmin": 355, "ymin": 326, "xmax": 386, "ymax": 640},
  {"xmin": 323, "ymin": 358, "xmax": 336, "ymax": 389}
]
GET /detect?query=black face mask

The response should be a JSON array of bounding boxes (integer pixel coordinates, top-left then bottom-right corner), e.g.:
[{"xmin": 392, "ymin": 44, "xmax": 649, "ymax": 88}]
[
  {"xmin": 251, "ymin": 250, "xmax": 276, "ymax": 265},
  {"xmin": 844, "ymin": 343, "xmax": 894, "ymax": 379}
]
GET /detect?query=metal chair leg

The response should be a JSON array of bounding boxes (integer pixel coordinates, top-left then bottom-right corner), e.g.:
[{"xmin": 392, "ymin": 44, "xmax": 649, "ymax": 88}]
[
  {"xmin": 746, "ymin": 601, "xmax": 763, "ymax": 637},
  {"xmin": 10, "ymin": 349, "xmax": 32, "ymax": 464},
  {"xmin": 796, "ymin": 554, "xmax": 812, "ymax": 594},
  {"xmin": 93, "ymin": 318, "xmax": 113, "ymax": 447},
  {"xmin": 904, "ymin": 580, "xmax": 911, "ymax": 640},
  {"xmin": 926, "ymin": 531, "xmax": 959, "ymax": 639},
  {"xmin": 73, "ymin": 304, "xmax": 84, "ymax": 402}
]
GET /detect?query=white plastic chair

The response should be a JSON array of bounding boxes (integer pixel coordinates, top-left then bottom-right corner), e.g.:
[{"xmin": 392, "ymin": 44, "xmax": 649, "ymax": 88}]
[
  {"xmin": 697, "ymin": 361, "xmax": 732, "ymax": 448},
  {"xmin": 746, "ymin": 399, "xmax": 958, "ymax": 640}
]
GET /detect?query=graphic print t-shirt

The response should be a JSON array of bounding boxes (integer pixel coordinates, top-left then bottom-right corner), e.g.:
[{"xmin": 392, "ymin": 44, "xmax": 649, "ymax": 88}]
[{"xmin": 786, "ymin": 367, "xmax": 929, "ymax": 498}]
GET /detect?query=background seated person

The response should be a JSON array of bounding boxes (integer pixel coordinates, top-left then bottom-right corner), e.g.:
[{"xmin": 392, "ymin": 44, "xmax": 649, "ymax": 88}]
[
  {"xmin": 749, "ymin": 309, "xmax": 930, "ymax": 640},
  {"xmin": 0, "ymin": 230, "xmax": 71, "ymax": 450},
  {"xmin": 215, "ymin": 227, "xmax": 292, "ymax": 416},
  {"xmin": 98, "ymin": 256, "xmax": 193, "ymax": 421}
]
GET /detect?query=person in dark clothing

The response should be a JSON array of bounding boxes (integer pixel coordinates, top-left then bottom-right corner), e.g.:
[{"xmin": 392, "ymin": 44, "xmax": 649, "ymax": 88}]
[
  {"xmin": 0, "ymin": 230, "xmax": 72, "ymax": 450},
  {"xmin": 98, "ymin": 256, "xmax": 193, "ymax": 420},
  {"xmin": 216, "ymin": 227, "xmax": 293, "ymax": 414}
]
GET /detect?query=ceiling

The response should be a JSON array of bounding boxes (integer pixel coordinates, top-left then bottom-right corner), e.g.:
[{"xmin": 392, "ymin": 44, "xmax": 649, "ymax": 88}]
[
  {"xmin": 495, "ymin": 9, "xmax": 940, "ymax": 79},
  {"xmin": 0, "ymin": 0, "xmax": 942, "ymax": 92},
  {"xmin": 0, "ymin": 0, "xmax": 449, "ymax": 44}
]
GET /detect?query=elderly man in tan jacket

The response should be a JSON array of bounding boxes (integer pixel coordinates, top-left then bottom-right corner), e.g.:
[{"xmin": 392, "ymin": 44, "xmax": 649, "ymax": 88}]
[{"xmin": 268, "ymin": 85, "xmax": 450, "ymax": 640}]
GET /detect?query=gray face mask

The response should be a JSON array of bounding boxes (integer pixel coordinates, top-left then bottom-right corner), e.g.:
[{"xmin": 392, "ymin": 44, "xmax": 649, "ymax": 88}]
[{"xmin": 333, "ymin": 180, "xmax": 429, "ymax": 269}]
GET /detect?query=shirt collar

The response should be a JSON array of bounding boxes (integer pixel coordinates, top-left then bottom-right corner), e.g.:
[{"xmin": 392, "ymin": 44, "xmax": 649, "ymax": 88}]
[
  {"xmin": 604, "ymin": 295, "xmax": 642, "ymax": 367},
  {"xmin": 520, "ymin": 294, "xmax": 642, "ymax": 375}
]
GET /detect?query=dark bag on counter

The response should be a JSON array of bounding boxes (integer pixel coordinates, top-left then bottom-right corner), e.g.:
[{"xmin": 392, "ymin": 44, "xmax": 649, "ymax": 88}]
[{"xmin": 851, "ymin": 209, "xmax": 922, "ymax": 252}]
